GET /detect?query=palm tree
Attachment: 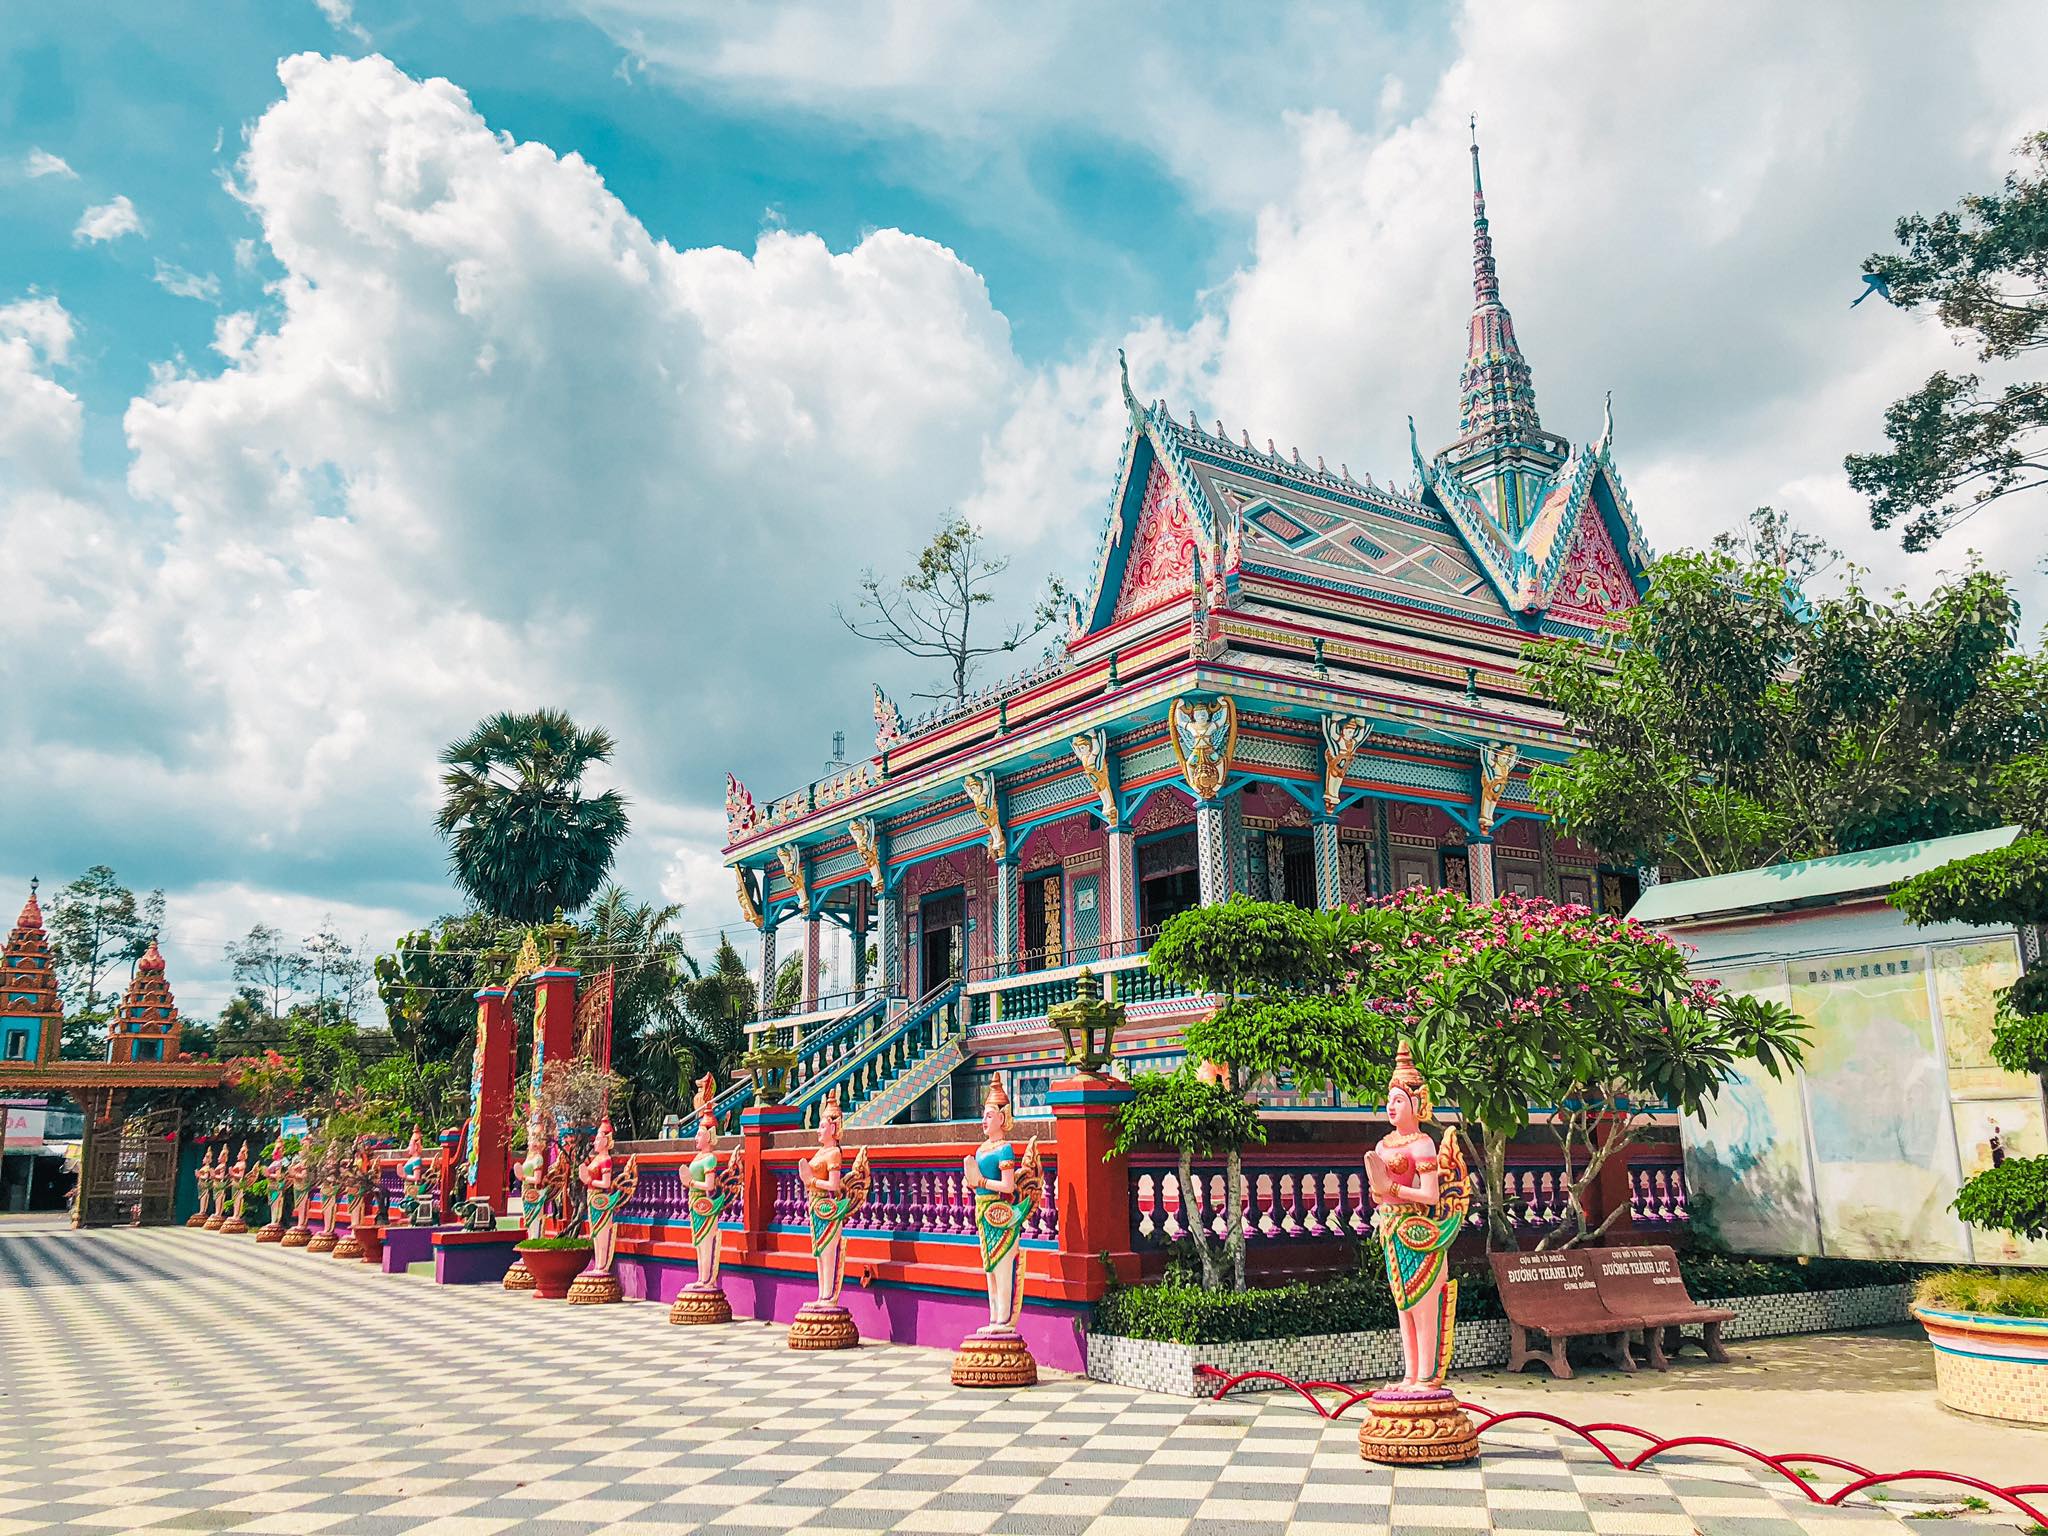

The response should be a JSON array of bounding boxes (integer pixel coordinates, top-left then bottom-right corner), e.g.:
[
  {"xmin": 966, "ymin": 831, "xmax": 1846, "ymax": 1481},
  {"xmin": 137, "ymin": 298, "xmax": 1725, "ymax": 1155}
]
[
  {"xmin": 435, "ymin": 709, "xmax": 630, "ymax": 922},
  {"xmin": 581, "ymin": 888, "xmax": 748, "ymax": 1134}
]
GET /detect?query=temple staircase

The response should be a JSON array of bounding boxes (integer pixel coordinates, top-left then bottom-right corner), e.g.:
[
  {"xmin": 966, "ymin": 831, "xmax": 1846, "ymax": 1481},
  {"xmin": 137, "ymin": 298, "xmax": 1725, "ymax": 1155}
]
[{"xmin": 712, "ymin": 980, "xmax": 964, "ymax": 1130}]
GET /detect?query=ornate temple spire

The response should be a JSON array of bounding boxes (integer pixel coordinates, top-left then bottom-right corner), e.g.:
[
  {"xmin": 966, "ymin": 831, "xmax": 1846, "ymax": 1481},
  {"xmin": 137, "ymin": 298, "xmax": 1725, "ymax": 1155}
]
[
  {"xmin": 2, "ymin": 878, "xmax": 62, "ymax": 1065},
  {"xmin": 1455, "ymin": 119, "xmax": 1545, "ymax": 451},
  {"xmin": 108, "ymin": 936, "xmax": 182, "ymax": 1064}
]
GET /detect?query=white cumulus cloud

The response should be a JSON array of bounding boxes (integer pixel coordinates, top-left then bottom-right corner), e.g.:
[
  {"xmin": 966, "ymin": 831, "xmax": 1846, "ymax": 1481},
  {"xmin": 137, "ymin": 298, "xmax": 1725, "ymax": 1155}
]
[
  {"xmin": 151, "ymin": 260, "xmax": 222, "ymax": 303},
  {"xmin": 73, "ymin": 194, "xmax": 142, "ymax": 244}
]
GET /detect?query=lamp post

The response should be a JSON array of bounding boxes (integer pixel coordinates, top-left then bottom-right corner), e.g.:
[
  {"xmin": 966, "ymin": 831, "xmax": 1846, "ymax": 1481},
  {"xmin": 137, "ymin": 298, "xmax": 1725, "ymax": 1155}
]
[{"xmin": 1047, "ymin": 967, "xmax": 1121, "ymax": 1073}]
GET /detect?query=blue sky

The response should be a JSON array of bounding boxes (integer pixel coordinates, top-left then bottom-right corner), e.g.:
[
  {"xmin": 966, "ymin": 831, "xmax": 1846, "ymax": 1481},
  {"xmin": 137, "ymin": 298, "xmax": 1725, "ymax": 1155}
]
[{"xmin": 3, "ymin": 1, "xmax": 2045, "ymax": 1017}]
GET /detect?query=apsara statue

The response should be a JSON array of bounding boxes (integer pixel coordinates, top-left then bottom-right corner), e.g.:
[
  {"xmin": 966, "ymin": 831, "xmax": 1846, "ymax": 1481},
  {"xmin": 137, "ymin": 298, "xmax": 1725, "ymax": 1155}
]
[
  {"xmin": 1356, "ymin": 1040, "xmax": 1479, "ymax": 1465},
  {"xmin": 670, "ymin": 1074, "xmax": 742, "ymax": 1325},
  {"xmin": 399, "ymin": 1128, "xmax": 432, "ymax": 1227},
  {"xmin": 567, "ymin": 1116, "xmax": 640, "ymax": 1304},
  {"xmin": 256, "ymin": 1139, "xmax": 288, "ymax": 1242},
  {"xmin": 788, "ymin": 1092, "xmax": 870, "ymax": 1350},
  {"xmin": 280, "ymin": 1144, "xmax": 312, "ymax": 1247},
  {"xmin": 306, "ymin": 1142, "xmax": 345, "ymax": 1253},
  {"xmin": 951, "ymin": 1081, "xmax": 1045, "ymax": 1387},
  {"xmin": 200, "ymin": 1145, "xmax": 226, "ymax": 1230},
  {"xmin": 333, "ymin": 1140, "xmax": 373, "ymax": 1260},
  {"xmin": 221, "ymin": 1141, "xmax": 252, "ymax": 1234},
  {"xmin": 499, "ymin": 1146, "xmax": 548, "ymax": 1294}
]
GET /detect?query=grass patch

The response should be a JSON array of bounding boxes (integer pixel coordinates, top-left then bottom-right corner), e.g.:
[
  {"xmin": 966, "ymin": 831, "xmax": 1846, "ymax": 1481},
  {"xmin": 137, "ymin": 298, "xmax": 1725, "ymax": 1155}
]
[
  {"xmin": 516, "ymin": 1236, "xmax": 595, "ymax": 1252},
  {"xmin": 1914, "ymin": 1268, "xmax": 2048, "ymax": 1319}
]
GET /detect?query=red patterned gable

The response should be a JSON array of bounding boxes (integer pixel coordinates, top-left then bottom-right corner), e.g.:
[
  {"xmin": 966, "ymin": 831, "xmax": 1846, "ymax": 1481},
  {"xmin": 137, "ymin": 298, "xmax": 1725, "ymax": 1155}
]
[
  {"xmin": 1113, "ymin": 463, "xmax": 1199, "ymax": 621},
  {"xmin": 1547, "ymin": 505, "xmax": 1635, "ymax": 630}
]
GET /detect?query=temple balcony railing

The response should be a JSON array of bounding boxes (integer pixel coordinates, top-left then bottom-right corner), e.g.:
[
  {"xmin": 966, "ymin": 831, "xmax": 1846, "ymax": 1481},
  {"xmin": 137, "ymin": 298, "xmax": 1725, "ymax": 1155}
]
[{"xmin": 961, "ymin": 937, "xmax": 1203, "ymax": 1036}]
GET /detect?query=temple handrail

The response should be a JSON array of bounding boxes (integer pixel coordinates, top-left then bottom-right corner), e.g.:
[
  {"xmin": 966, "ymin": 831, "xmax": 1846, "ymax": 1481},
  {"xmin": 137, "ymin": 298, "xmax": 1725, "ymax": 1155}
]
[{"xmin": 786, "ymin": 978, "xmax": 962, "ymax": 1119}]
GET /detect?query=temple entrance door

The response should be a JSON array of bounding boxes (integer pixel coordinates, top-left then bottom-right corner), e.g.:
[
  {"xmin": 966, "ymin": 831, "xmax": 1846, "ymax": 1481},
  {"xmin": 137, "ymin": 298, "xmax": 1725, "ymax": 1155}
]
[
  {"xmin": 78, "ymin": 1107, "xmax": 181, "ymax": 1227},
  {"xmin": 919, "ymin": 891, "xmax": 963, "ymax": 993}
]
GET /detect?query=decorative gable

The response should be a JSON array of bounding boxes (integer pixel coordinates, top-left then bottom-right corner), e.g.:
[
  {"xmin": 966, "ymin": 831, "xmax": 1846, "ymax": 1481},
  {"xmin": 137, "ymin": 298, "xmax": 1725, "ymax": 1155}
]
[
  {"xmin": 1111, "ymin": 462, "xmax": 1200, "ymax": 622},
  {"xmin": 1546, "ymin": 501, "xmax": 1636, "ymax": 630}
]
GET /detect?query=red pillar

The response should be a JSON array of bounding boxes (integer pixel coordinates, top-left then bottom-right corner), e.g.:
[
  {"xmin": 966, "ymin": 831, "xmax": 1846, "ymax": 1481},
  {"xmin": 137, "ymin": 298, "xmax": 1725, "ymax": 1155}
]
[
  {"xmin": 1050, "ymin": 1070, "xmax": 1139, "ymax": 1287},
  {"xmin": 468, "ymin": 983, "xmax": 514, "ymax": 1213},
  {"xmin": 738, "ymin": 1103, "xmax": 800, "ymax": 1270}
]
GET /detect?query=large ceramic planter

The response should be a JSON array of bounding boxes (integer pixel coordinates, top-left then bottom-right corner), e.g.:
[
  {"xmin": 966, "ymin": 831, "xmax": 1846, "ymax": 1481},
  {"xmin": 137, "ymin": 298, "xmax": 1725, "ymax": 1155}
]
[
  {"xmin": 1912, "ymin": 1304, "xmax": 2048, "ymax": 1426},
  {"xmin": 518, "ymin": 1243, "xmax": 594, "ymax": 1301}
]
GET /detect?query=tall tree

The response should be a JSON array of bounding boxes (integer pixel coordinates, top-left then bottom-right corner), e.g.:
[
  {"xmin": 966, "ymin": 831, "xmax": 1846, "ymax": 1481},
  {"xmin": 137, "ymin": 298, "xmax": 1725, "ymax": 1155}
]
[
  {"xmin": 374, "ymin": 911, "xmax": 519, "ymax": 1062},
  {"xmin": 838, "ymin": 514, "xmax": 1068, "ymax": 706},
  {"xmin": 1848, "ymin": 131, "xmax": 2048, "ymax": 551},
  {"xmin": 435, "ymin": 709, "xmax": 630, "ymax": 922},
  {"xmin": 225, "ymin": 924, "xmax": 309, "ymax": 1022},
  {"xmin": 303, "ymin": 924, "xmax": 373, "ymax": 1023},
  {"xmin": 48, "ymin": 865, "xmax": 162, "ymax": 1018},
  {"xmin": 1526, "ymin": 548, "xmax": 2047, "ymax": 878},
  {"xmin": 580, "ymin": 885, "xmax": 697, "ymax": 1136}
]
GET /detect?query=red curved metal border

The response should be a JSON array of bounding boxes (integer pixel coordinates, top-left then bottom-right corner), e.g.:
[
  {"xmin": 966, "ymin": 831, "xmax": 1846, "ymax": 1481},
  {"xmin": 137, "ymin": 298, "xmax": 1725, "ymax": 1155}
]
[{"xmin": 1191, "ymin": 1365, "xmax": 2048, "ymax": 1527}]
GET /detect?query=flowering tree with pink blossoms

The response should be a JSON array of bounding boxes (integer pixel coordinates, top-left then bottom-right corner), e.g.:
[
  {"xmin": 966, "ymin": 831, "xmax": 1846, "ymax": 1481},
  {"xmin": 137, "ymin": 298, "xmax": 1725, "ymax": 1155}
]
[{"xmin": 1333, "ymin": 890, "xmax": 1806, "ymax": 1250}]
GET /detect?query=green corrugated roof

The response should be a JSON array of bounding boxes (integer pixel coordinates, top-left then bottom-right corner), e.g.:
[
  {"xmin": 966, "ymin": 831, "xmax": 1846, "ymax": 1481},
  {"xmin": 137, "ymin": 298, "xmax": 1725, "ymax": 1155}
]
[{"xmin": 1627, "ymin": 825, "xmax": 2023, "ymax": 925}]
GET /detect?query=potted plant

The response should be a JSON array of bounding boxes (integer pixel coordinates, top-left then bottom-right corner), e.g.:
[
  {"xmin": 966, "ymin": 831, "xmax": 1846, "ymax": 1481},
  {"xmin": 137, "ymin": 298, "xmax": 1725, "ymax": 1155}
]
[
  {"xmin": 1911, "ymin": 1159, "xmax": 2048, "ymax": 1425},
  {"xmin": 516, "ymin": 1234, "xmax": 597, "ymax": 1299}
]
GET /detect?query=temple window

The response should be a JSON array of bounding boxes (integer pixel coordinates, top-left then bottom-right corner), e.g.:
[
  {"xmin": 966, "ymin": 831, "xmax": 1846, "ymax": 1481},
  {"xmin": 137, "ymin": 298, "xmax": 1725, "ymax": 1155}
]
[
  {"xmin": 1137, "ymin": 829, "xmax": 1199, "ymax": 934},
  {"xmin": 3, "ymin": 1029, "xmax": 26, "ymax": 1061}
]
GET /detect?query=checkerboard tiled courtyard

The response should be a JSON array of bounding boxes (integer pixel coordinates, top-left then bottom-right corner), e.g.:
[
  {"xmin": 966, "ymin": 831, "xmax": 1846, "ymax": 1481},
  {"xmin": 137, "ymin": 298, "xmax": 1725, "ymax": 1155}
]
[{"xmin": 0, "ymin": 1225, "xmax": 1953, "ymax": 1535}]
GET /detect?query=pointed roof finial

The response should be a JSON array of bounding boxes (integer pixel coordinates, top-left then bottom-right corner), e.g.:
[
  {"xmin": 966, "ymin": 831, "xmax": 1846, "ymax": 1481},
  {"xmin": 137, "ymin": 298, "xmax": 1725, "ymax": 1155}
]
[
  {"xmin": 1116, "ymin": 347, "xmax": 1141, "ymax": 422},
  {"xmin": 1452, "ymin": 117, "xmax": 1543, "ymax": 451},
  {"xmin": 1599, "ymin": 389, "xmax": 1614, "ymax": 455}
]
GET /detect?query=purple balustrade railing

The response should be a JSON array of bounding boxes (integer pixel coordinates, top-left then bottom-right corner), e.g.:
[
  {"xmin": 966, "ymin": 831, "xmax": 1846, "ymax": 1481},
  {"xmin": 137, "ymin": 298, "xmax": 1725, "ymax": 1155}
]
[
  {"xmin": 1129, "ymin": 1152, "xmax": 1690, "ymax": 1248},
  {"xmin": 764, "ymin": 1158, "xmax": 1059, "ymax": 1245}
]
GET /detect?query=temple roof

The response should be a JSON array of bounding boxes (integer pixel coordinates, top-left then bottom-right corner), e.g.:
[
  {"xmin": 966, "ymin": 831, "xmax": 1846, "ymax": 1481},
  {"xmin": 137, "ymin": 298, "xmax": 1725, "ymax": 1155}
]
[{"xmin": 115, "ymin": 939, "xmax": 179, "ymax": 1027}]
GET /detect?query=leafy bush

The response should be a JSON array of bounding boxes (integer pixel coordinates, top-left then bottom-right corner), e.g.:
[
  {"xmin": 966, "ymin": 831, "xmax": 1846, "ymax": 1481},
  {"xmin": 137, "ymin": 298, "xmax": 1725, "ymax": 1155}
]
[
  {"xmin": 1916, "ymin": 1268, "xmax": 2048, "ymax": 1319},
  {"xmin": 516, "ymin": 1236, "xmax": 594, "ymax": 1252},
  {"xmin": 1991, "ymin": 1009, "xmax": 2048, "ymax": 1077},
  {"xmin": 1952, "ymin": 1155, "xmax": 2048, "ymax": 1242},
  {"xmin": 1094, "ymin": 1252, "xmax": 1916, "ymax": 1344}
]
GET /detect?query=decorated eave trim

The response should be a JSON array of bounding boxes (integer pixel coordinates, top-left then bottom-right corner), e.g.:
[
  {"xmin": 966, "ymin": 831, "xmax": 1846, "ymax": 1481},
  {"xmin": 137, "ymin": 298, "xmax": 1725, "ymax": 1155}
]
[
  {"xmin": 725, "ymin": 653, "xmax": 1575, "ymax": 869},
  {"xmin": 1150, "ymin": 410, "xmax": 1423, "ymax": 520}
]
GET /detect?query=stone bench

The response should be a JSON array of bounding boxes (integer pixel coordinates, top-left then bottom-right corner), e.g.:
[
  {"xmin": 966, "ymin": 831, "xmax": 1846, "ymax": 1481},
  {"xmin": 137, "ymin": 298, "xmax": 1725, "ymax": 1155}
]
[{"xmin": 1491, "ymin": 1251, "xmax": 1646, "ymax": 1379}]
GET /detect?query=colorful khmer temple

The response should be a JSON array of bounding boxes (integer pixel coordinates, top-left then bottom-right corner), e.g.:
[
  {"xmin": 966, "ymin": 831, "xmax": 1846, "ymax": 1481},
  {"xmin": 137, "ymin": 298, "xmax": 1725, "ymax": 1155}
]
[{"xmin": 721, "ymin": 133, "xmax": 1652, "ymax": 1126}]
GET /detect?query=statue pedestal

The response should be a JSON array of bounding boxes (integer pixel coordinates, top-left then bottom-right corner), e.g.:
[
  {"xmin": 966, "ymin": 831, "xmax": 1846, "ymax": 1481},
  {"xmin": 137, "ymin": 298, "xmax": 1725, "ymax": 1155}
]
[
  {"xmin": 280, "ymin": 1225, "xmax": 311, "ymax": 1248},
  {"xmin": 669, "ymin": 1285, "xmax": 732, "ymax": 1325},
  {"xmin": 185, "ymin": 1212, "xmax": 207, "ymax": 1228},
  {"xmin": 788, "ymin": 1301, "xmax": 859, "ymax": 1350},
  {"xmin": 566, "ymin": 1267, "xmax": 622, "ymax": 1305},
  {"xmin": 502, "ymin": 1256, "xmax": 535, "ymax": 1290},
  {"xmin": 1356, "ymin": 1386, "xmax": 1480, "ymax": 1465},
  {"xmin": 221, "ymin": 1216, "xmax": 248, "ymax": 1234},
  {"xmin": 332, "ymin": 1231, "xmax": 363, "ymax": 1259},
  {"xmin": 254, "ymin": 1222, "xmax": 284, "ymax": 1244},
  {"xmin": 306, "ymin": 1231, "xmax": 337, "ymax": 1253},
  {"xmin": 950, "ymin": 1327, "xmax": 1037, "ymax": 1388},
  {"xmin": 203, "ymin": 1215, "xmax": 226, "ymax": 1232}
]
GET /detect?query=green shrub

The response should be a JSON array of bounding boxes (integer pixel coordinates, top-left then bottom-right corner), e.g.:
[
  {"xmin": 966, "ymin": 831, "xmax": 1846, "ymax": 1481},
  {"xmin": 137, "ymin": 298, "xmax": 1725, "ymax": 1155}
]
[
  {"xmin": 1915, "ymin": 1268, "xmax": 2048, "ymax": 1319},
  {"xmin": 1093, "ymin": 1252, "xmax": 1917, "ymax": 1344},
  {"xmin": 1991, "ymin": 1009, "xmax": 2048, "ymax": 1077},
  {"xmin": 1951, "ymin": 1154, "xmax": 2048, "ymax": 1242},
  {"xmin": 516, "ymin": 1236, "xmax": 594, "ymax": 1252}
]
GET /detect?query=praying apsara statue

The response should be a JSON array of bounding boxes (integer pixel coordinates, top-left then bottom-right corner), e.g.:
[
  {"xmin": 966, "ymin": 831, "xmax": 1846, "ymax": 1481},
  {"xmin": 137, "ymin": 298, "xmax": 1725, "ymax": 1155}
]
[
  {"xmin": 951, "ymin": 1081, "xmax": 1045, "ymax": 1387},
  {"xmin": 788, "ymin": 1092, "xmax": 870, "ymax": 1349},
  {"xmin": 1356, "ymin": 1041, "xmax": 1480, "ymax": 1465},
  {"xmin": 200, "ymin": 1146, "xmax": 226, "ymax": 1230},
  {"xmin": 256, "ymin": 1139, "xmax": 288, "ymax": 1242},
  {"xmin": 670, "ymin": 1074, "xmax": 742, "ymax": 1325},
  {"xmin": 280, "ymin": 1144, "xmax": 312, "ymax": 1247},
  {"xmin": 307, "ymin": 1143, "xmax": 345, "ymax": 1252},
  {"xmin": 220, "ymin": 1142, "xmax": 251, "ymax": 1233},
  {"xmin": 567, "ymin": 1116, "xmax": 639, "ymax": 1305}
]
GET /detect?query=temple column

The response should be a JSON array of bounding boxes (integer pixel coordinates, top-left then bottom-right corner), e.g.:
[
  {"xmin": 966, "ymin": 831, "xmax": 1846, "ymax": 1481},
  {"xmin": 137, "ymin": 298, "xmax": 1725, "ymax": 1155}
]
[
  {"xmin": 1106, "ymin": 826, "xmax": 1138, "ymax": 950},
  {"xmin": 757, "ymin": 919, "xmax": 779, "ymax": 1015},
  {"xmin": 850, "ymin": 893, "xmax": 871, "ymax": 999},
  {"xmin": 1195, "ymin": 799, "xmax": 1229, "ymax": 907},
  {"xmin": 1221, "ymin": 790, "xmax": 1249, "ymax": 896},
  {"xmin": 995, "ymin": 857, "xmax": 1021, "ymax": 974},
  {"xmin": 802, "ymin": 914, "xmax": 823, "ymax": 1008},
  {"xmin": 1468, "ymin": 837, "xmax": 1498, "ymax": 903},
  {"xmin": 877, "ymin": 887, "xmax": 903, "ymax": 999},
  {"xmin": 468, "ymin": 982, "xmax": 514, "ymax": 1214},
  {"xmin": 1312, "ymin": 816, "xmax": 1342, "ymax": 910}
]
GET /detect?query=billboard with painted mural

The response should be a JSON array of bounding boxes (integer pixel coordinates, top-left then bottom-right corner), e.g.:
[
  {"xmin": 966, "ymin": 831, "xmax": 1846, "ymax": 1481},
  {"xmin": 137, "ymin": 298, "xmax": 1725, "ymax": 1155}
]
[{"xmin": 1684, "ymin": 935, "xmax": 2047, "ymax": 1265}]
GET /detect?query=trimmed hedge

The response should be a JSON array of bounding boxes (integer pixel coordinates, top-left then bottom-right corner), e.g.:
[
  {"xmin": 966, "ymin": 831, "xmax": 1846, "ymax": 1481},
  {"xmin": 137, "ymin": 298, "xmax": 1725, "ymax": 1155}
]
[
  {"xmin": 516, "ymin": 1236, "xmax": 594, "ymax": 1252},
  {"xmin": 1094, "ymin": 1252, "xmax": 1919, "ymax": 1345}
]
